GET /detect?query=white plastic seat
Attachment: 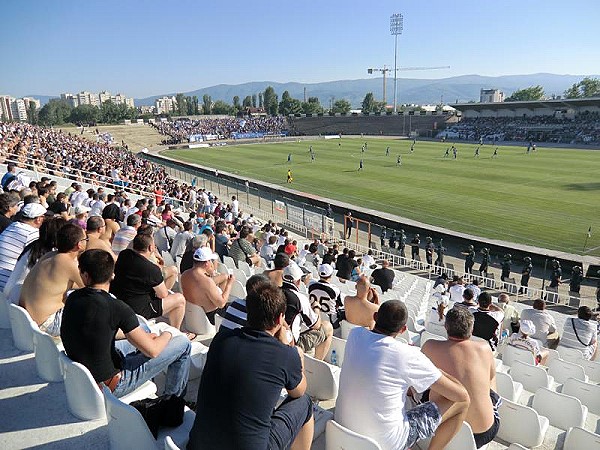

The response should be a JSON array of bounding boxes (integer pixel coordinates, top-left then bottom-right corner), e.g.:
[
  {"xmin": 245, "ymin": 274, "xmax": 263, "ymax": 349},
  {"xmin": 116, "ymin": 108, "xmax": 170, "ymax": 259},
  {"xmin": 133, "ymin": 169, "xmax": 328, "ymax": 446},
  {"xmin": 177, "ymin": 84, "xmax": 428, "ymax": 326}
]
[
  {"xmin": 59, "ymin": 353, "xmax": 157, "ymax": 421},
  {"xmin": 104, "ymin": 388, "xmax": 195, "ymax": 450},
  {"xmin": 502, "ymin": 344, "xmax": 536, "ymax": 368},
  {"xmin": 556, "ymin": 345, "xmax": 585, "ymax": 363},
  {"xmin": 562, "ymin": 377, "xmax": 600, "ymax": 414},
  {"xmin": 161, "ymin": 251, "xmax": 176, "ymax": 268},
  {"xmin": 32, "ymin": 327, "xmax": 63, "ymax": 382},
  {"xmin": 496, "ymin": 399, "xmax": 549, "ymax": 448},
  {"xmin": 188, "ymin": 341, "xmax": 209, "ymax": 380},
  {"xmin": 496, "ymin": 371, "xmax": 523, "ymax": 402},
  {"xmin": 419, "ymin": 330, "xmax": 446, "ymax": 347},
  {"xmin": 509, "ymin": 360, "xmax": 554, "ymax": 393},
  {"xmin": 164, "ymin": 436, "xmax": 180, "ymax": 449},
  {"xmin": 215, "ymin": 261, "xmax": 228, "ymax": 276},
  {"xmin": 183, "ymin": 303, "xmax": 216, "ymax": 336},
  {"xmin": 304, "ymin": 354, "xmax": 340, "ymax": 400},
  {"xmin": 229, "ymin": 279, "xmax": 247, "ymax": 300},
  {"xmin": 418, "ymin": 421, "xmax": 486, "ymax": 450},
  {"xmin": 407, "ymin": 315, "xmax": 425, "ymax": 334},
  {"xmin": 237, "ymin": 260, "xmax": 253, "ymax": 278},
  {"xmin": 580, "ymin": 358, "xmax": 600, "ymax": 383},
  {"xmin": 325, "ymin": 420, "xmax": 382, "ymax": 450},
  {"xmin": 506, "ymin": 444, "xmax": 528, "ymax": 450},
  {"xmin": 214, "ymin": 314, "xmax": 223, "ymax": 332},
  {"xmin": 8, "ymin": 303, "xmax": 37, "ymax": 352},
  {"xmin": 340, "ymin": 320, "xmax": 360, "ymax": 340},
  {"xmin": 532, "ymin": 387, "xmax": 587, "ymax": 430},
  {"xmin": 324, "ymin": 336, "xmax": 347, "ymax": 367},
  {"xmin": 0, "ymin": 291, "xmax": 10, "ymax": 329},
  {"xmin": 548, "ymin": 358, "xmax": 588, "ymax": 384},
  {"xmin": 425, "ymin": 320, "xmax": 447, "ymax": 337},
  {"xmin": 222, "ymin": 255, "xmax": 237, "ymax": 271},
  {"xmin": 231, "ymin": 268, "xmax": 247, "ymax": 284},
  {"xmin": 563, "ymin": 426, "xmax": 600, "ymax": 450}
]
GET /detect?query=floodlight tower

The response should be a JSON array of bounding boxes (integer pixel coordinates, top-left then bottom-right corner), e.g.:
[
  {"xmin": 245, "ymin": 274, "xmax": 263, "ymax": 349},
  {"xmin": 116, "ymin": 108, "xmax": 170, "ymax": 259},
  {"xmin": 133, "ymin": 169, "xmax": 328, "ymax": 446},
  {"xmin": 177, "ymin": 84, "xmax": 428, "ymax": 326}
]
[{"xmin": 390, "ymin": 13, "xmax": 403, "ymax": 113}]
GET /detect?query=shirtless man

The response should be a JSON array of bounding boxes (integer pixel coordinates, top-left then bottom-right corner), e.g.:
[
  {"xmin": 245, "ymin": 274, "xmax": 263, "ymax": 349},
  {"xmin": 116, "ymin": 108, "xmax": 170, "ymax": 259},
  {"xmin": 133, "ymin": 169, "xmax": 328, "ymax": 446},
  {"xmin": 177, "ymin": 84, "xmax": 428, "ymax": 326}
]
[
  {"xmin": 101, "ymin": 196, "xmax": 121, "ymax": 243},
  {"xmin": 181, "ymin": 247, "xmax": 235, "ymax": 325},
  {"xmin": 344, "ymin": 275, "xmax": 380, "ymax": 329},
  {"xmin": 264, "ymin": 252, "xmax": 290, "ymax": 287},
  {"xmin": 20, "ymin": 223, "xmax": 86, "ymax": 336},
  {"xmin": 86, "ymin": 216, "xmax": 116, "ymax": 259},
  {"xmin": 421, "ymin": 306, "xmax": 500, "ymax": 449}
]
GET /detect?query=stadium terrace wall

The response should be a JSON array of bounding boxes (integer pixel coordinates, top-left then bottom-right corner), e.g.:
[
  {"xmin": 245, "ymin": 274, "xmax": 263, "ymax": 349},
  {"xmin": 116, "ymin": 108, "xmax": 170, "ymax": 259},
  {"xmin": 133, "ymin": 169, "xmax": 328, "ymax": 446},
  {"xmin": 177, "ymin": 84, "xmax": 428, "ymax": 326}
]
[
  {"xmin": 141, "ymin": 152, "xmax": 595, "ymax": 286},
  {"xmin": 288, "ymin": 113, "xmax": 458, "ymax": 137}
]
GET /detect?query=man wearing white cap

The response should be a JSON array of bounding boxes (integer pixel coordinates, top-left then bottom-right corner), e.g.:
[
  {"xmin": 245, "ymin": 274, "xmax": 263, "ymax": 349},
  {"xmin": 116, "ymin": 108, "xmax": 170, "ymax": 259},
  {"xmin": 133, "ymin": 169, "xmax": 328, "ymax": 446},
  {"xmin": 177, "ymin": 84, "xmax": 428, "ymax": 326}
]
[
  {"xmin": 71, "ymin": 205, "xmax": 90, "ymax": 230},
  {"xmin": 508, "ymin": 319, "xmax": 548, "ymax": 365},
  {"xmin": 282, "ymin": 264, "xmax": 332, "ymax": 360},
  {"xmin": 181, "ymin": 247, "xmax": 235, "ymax": 325},
  {"xmin": 307, "ymin": 263, "xmax": 344, "ymax": 328},
  {"xmin": 0, "ymin": 202, "xmax": 46, "ymax": 290}
]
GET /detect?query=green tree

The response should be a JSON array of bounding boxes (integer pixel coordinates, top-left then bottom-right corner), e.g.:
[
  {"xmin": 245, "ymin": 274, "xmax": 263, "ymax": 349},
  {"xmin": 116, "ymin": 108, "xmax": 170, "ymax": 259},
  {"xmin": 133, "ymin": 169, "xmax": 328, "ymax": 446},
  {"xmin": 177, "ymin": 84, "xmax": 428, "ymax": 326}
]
[
  {"xmin": 212, "ymin": 100, "xmax": 234, "ymax": 115},
  {"xmin": 278, "ymin": 91, "xmax": 302, "ymax": 115},
  {"xmin": 302, "ymin": 97, "xmax": 323, "ymax": 114},
  {"xmin": 564, "ymin": 77, "xmax": 600, "ymax": 98},
  {"xmin": 331, "ymin": 99, "xmax": 351, "ymax": 114},
  {"xmin": 263, "ymin": 86, "xmax": 278, "ymax": 115},
  {"xmin": 251, "ymin": 94, "xmax": 257, "ymax": 108},
  {"xmin": 70, "ymin": 104, "xmax": 99, "ymax": 124},
  {"xmin": 26, "ymin": 102, "xmax": 39, "ymax": 125},
  {"xmin": 175, "ymin": 93, "xmax": 186, "ymax": 115},
  {"xmin": 504, "ymin": 85, "xmax": 545, "ymax": 102},
  {"xmin": 362, "ymin": 92, "xmax": 376, "ymax": 113},
  {"xmin": 202, "ymin": 95, "xmax": 212, "ymax": 115},
  {"xmin": 258, "ymin": 93, "xmax": 263, "ymax": 108},
  {"xmin": 38, "ymin": 98, "xmax": 73, "ymax": 125},
  {"xmin": 191, "ymin": 95, "xmax": 199, "ymax": 115},
  {"xmin": 243, "ymin": 95, "xmax": 253, "ymax": 108},
  {"xmin": 100, "ymin": 100, "xmax": 121, "ymax": 123},
  {"xmin": 233, "ymin": 96, "xmax": 241, "ymax": 113}
]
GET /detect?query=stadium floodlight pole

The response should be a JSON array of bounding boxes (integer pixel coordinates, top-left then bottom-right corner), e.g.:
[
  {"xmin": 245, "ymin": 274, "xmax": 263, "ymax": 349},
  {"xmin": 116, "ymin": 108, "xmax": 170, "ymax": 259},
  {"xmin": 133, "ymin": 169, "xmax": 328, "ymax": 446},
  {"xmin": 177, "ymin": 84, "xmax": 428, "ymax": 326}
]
[{"xmin": 390, "ymin": 13, "xmax": 403, "ymax": 113}]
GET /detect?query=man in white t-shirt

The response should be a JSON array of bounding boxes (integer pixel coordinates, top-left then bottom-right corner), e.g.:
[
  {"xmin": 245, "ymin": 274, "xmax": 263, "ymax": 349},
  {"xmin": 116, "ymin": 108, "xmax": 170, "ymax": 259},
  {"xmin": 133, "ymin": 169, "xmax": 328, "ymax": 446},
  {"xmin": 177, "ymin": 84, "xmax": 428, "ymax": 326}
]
[
  {"xmin": 448, "ymin": 276, "xmax": 465, "ymax": 303},
  {"xmin": 231, "ymin": 195, "xmax": 239, "ymax": 216},
  {"xmin": 336, "ymin": 300, "xmax": 470, "ymax": 450}
]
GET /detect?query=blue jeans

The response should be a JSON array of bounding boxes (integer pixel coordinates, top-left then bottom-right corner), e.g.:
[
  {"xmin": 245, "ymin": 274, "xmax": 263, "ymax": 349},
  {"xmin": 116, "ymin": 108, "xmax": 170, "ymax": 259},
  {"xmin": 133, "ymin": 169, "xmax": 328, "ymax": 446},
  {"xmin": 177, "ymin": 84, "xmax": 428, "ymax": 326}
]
[{"xmin": 112, "ymin": 334, "xmax": 191, "ymax": 398}]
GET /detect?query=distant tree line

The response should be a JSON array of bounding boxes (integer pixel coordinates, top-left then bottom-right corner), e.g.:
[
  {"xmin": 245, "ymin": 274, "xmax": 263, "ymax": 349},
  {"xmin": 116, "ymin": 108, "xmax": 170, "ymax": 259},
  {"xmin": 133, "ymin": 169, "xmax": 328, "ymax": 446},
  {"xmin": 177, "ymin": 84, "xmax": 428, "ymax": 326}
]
[
  {"xmin": 503, "ymin": 77, "xmax": 600, "ymax": 102},
  {"xmin": 35, "ymin": 99, "xmax": 139, "ymax": 126}
]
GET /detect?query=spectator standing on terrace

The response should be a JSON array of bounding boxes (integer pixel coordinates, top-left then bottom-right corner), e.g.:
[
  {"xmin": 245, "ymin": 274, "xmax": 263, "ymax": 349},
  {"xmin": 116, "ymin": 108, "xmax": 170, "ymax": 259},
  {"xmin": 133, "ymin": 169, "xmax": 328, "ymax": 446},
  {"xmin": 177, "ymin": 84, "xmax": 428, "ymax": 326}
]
[
  {"xmin": 0, "ymin": 192, "xmax": 20, "ymax": 233},
  {"xmin": 20, "ymin": 223, "xmax": 86, "ymax": 337},
  {"xmin": 61, "ymin": 249, "xmax": 191, "ymax": 399},
  {"xmin": 0, "ymin": 203, "xmax": 46, "ymax": 291},
  {"xmin": 214, "ymin": 220, "xmax": 231, "ymax": 261},
  {"xmin": 231, "ymin": 195, "xmax": 239, "ymax": 216},
  {"xmin": 498, "ymin": 293, "xmax": 520, "ymax": 336},
  {"xmin": 422, "ymin": 307, "xmax": 501, "ymax": 449},
  {"xmin": 110, "ymin": 234, "xmax": 186, "ymax": 330},
  {"xmin": 520, "ymin": 299, "xmax": 558, "ymax": 348},
  {"xmin": 336, "ymin": 300, "xmax": 470, "ymax": 450},
  {"xmin": 181, "ymin": 247, "xmax": 235, "ymax": 326},
  {"xmin": 448, "ymin": 276, "xmax": 465, "ymax": 303},
  {"xmin": 170, "ymin": 221, "xmax": 194, "ymax": 264},
  {"xmin": 154, "ymin": 219, "xmax": 177, "ymax": 254},
  {"xmin": 345, "ymin": 275, "xmax": 380, "ymax": 329},
  {"xmin": 559, "ymin": 306, "xmax": 598, "ymax": 360},
  {"xmin": 187, "ymin": 283, "xmax": 314, "ymax": 450}
]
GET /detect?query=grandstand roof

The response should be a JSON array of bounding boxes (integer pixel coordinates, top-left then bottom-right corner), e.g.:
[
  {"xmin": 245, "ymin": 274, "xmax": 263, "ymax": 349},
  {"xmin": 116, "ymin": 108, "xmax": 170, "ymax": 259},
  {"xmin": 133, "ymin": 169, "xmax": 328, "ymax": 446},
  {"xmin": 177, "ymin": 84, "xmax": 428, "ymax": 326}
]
[{"xmin": 453, "ymin": 96, "xmax": 600, "ymax": 112}]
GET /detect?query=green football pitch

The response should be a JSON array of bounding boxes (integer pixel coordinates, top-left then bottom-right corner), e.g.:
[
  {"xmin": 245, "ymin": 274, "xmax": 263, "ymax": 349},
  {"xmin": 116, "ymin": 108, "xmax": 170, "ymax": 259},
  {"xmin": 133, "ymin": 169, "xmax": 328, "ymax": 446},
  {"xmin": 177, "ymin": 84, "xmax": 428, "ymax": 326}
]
[{"xmin": 163, "ymin": 138, "xmax": 600, "ymax": 256}]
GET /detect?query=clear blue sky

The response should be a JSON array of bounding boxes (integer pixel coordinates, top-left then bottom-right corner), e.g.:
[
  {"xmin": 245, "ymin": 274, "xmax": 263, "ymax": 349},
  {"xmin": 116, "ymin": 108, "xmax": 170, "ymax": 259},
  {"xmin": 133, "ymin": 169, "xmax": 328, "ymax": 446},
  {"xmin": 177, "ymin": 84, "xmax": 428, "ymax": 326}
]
[{"xmin": 2, "ymin": 0, "xmax": 599, "ymax": 98}]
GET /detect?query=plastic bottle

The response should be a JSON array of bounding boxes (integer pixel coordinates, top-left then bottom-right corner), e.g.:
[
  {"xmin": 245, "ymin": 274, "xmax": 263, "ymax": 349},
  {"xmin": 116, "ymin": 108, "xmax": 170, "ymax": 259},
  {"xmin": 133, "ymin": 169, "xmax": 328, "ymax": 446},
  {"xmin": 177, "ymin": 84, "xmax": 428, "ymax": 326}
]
[{"xmin": 331, "ymin": 349, "xmax": 338, "ymax": 366}]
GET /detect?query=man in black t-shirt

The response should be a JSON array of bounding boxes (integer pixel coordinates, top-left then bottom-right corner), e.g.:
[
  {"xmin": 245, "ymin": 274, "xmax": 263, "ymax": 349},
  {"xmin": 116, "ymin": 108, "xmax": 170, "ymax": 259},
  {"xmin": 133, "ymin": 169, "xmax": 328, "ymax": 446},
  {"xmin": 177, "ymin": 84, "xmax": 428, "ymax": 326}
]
[
  {"xmin": 371, "ymin": 260, "xmax": 395, "ymax": 293},
  {"xmin": 110, "ymin": 234, "xmax": 186, "ymax": 329},
  {"xmin": 48, "ymin": 192, "xmax": 70, "ymax": 219},
  {"xmin": 61, "ymin": 249, "xmax": 191, "ymax": 398},
  {"xmin": 337, "ymin": 249, "xmax": 357, "ymax": 281},
  {"xmin": 188, "ymin": 283, "xmax": 313, "ymax": 450}
]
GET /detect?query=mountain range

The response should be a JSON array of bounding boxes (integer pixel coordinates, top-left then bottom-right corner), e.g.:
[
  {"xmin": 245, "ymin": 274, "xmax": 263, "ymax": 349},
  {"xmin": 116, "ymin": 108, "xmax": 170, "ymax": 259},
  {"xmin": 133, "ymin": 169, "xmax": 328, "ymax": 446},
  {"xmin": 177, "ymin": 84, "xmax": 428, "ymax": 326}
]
[{"xmin": 29, "ymin": 73, "xmax": 598, "ymax": 108}]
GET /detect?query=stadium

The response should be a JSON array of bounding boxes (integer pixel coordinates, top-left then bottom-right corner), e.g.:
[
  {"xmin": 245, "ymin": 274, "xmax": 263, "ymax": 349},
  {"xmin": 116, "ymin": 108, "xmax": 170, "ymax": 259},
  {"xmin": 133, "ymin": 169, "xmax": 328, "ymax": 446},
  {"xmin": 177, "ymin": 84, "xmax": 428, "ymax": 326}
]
[{"xmin": 2, "ymin": 3, "xmax": 600, "ymax": 450}]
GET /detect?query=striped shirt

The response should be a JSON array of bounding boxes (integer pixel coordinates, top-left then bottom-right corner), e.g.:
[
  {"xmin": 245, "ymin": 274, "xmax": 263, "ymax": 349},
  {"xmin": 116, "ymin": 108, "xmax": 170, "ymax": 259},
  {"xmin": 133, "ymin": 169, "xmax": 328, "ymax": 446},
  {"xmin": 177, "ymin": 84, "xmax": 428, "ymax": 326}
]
[
  {"xmin": 220, "ymin": 298, "xmax": 247, "ymax": 330},
  {"xmin": 111, "ymin": 226, "xmax": 137, "ymax": 255},
  {"xmin": 0, "ymin": 222, "xmax": 39, "ymax": 290}
]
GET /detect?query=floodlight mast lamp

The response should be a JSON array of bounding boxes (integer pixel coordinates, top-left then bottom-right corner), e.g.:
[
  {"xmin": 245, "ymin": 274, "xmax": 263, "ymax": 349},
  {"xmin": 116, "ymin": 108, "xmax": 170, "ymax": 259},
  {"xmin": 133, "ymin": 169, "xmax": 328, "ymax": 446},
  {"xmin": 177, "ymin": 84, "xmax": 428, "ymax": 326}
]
[{"xmin": 390, "ymin": 13, "xmax": 403, "ymax": 113}]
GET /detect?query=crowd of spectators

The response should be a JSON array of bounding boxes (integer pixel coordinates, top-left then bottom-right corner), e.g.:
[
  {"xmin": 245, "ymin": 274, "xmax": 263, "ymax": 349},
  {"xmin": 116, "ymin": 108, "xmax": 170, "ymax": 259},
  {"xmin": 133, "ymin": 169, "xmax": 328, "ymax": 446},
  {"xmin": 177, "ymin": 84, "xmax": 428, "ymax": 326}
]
[
  {"xmin": 441, "ymin": 112, "xmax": 600, "ymax": 144},
  {"xmin": 151, "ymin": 116, "xmax": 289, "ymax": 143}
]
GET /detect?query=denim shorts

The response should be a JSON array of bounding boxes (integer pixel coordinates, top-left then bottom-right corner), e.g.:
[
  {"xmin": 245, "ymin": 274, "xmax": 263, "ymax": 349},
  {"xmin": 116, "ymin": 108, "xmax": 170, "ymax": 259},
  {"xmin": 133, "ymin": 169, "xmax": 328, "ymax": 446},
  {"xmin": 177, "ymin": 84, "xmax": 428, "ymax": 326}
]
[
  {"xmin": 404, "ymin": 401, "xmax": 442, "ymax": 450},
  {"xmin": 268, "ymin": 394, "xmax": 313, "ymax": 450}
]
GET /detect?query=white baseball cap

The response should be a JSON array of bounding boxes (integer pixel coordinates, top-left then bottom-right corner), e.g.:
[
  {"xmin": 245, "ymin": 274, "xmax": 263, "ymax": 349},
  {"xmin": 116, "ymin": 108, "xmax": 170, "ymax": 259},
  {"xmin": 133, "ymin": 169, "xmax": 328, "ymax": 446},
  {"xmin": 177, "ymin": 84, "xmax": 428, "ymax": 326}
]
[
  {"xmin": 193, "ymin": 247, "xmax": 219, "ymax": 262},
  {"xmin": 21, "ymin": 202, "xmax": 47, "ymax": 219},
  {"xmin": 520, "ymin": 320, "xmax": 536, "ymax": 336},
  {"xmin": 74, "ymin": 205, "xmax": 91, "ymax": 215},
  {"xmin": 283, "ymin": 264, "xmax": 304, "ymax": 282},
  {"xmin": 318, "ymin": 263, "xmax": 334, "ymax": 278}
]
